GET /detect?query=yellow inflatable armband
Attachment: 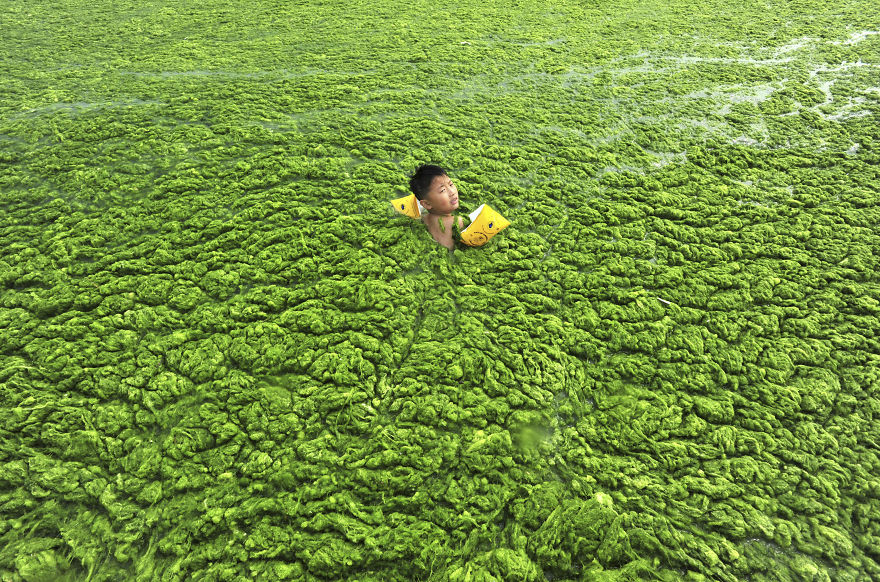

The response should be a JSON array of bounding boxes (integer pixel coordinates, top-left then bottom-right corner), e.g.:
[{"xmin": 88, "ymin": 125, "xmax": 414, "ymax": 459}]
[
  {"xmin": 460, "ymin": 203, "xmax": 510, "ymax": 246},
  {"xmin": 390, "ymin": 193, "xmax": 423, "ymax": 219}
]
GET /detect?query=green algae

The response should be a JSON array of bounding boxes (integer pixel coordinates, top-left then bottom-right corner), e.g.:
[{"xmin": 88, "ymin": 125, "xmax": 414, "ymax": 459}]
[{"xmin": 1, "ymin": 0, "xmax": 880, "ymax": 580}]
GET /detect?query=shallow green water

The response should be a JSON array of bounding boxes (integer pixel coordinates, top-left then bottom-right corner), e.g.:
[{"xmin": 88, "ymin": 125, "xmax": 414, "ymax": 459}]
[{"xmin": 1, "ymin": 1, "xmax": 879, "ymax": 580}]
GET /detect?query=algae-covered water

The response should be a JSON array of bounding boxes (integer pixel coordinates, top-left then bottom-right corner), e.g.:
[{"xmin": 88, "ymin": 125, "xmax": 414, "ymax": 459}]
[{"xmin": 2, "ymin": 0, "xmax": 880, "ymax": 580}]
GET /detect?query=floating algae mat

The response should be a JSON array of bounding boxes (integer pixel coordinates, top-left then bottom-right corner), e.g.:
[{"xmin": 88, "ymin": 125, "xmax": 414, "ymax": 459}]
[{"xmin": 2, "ymin": 0, "xmax": 880, "ymax": 580}]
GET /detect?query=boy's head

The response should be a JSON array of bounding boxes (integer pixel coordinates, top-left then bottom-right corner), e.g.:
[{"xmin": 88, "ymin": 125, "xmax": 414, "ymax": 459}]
[{"xmin": 408, "ymin": 164, "xmax": 459, "ymax": 216}]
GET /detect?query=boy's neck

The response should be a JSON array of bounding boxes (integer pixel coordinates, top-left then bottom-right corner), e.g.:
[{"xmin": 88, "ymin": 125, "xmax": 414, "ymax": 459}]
[{"xmin": 426, "ymin": 210, "xmax": 453, "ymax": 217}]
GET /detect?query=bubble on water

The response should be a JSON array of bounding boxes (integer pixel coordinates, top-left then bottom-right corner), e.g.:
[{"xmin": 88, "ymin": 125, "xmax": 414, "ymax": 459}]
[
  {"xmin": 829, "ymin": 30, "xmax": 880, "ymax": 46},
  {"xmin": 769, "ymin": 36, "xmax": 820, "ymax": 57}
]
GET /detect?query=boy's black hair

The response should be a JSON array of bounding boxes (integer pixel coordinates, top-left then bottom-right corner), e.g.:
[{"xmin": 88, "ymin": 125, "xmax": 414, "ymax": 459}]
[{"xmin": 408, "ymin": 164, "xmax": 448, "ymax": 201}]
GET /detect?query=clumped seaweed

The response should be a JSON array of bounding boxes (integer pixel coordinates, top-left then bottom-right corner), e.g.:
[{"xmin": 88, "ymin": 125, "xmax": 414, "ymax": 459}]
[{"xmin": 2, "ymin": 0, "xmax": 880, "ymax": 580}]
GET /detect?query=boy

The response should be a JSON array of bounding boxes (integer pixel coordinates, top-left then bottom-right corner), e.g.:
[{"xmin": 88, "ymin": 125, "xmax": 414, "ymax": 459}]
[{"xmin": 408, "ymin": 164, "xmax": 464, "ymax": 251}]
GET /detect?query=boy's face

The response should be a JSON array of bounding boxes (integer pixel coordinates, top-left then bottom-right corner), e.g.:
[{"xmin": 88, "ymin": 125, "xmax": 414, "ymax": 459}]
[{"xmin": 421, "ymin": 174, "xmax": 459, "ymax": 215}]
